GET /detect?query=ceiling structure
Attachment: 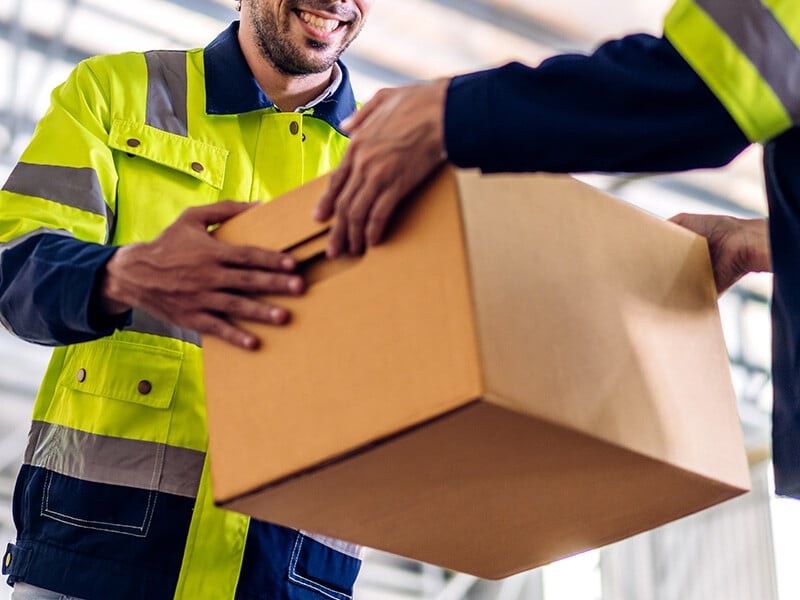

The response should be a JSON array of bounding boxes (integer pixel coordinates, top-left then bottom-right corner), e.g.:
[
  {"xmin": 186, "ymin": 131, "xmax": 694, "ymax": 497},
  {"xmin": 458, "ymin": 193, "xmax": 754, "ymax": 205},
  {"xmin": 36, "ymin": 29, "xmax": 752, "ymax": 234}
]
[
  {"xmin": 0, "ymin": 1, "xmax": 778, "ymax": 599},
  {"xmin": 0, "ymin": 0, "xmax": 769, "ymax": 212}
]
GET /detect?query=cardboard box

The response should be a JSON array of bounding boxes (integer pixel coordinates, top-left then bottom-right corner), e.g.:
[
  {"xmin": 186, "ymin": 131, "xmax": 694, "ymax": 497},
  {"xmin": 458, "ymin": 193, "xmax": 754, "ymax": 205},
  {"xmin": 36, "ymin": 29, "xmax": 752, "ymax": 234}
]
[{"xmin": 203, "ymin": 167, "xmax": 750, "ymax": 579}]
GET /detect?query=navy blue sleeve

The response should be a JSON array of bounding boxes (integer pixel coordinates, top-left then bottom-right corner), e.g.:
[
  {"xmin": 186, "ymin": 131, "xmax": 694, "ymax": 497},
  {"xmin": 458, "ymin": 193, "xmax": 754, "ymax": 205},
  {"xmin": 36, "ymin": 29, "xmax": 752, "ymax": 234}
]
[
  {"xmin": 0, "ymin": 233, "xmax": 131, "ymax": 346},
  {"xmin": 444, "ymin": 34, "xmax": 750, "ymax": 174}
]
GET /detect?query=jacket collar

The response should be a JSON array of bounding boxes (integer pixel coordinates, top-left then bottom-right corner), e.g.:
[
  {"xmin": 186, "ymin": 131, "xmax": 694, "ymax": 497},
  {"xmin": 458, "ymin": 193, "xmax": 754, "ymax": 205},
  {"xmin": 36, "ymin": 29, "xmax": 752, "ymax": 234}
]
[{"xmin": 203, "ymin": 21, "xmax": 357, "ymax": 135}]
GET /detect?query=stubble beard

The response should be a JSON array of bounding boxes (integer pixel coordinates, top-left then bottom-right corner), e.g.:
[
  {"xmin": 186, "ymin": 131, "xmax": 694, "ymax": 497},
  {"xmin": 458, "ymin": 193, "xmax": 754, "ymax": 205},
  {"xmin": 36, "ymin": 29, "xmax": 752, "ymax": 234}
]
[{"xmin": 249, "ymin": 1, "xmax": 357, "ymax": 76}]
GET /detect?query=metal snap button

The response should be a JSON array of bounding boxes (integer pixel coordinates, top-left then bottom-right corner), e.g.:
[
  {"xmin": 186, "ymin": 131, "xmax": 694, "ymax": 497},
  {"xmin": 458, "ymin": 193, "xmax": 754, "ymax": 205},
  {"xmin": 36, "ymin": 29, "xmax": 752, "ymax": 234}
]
[
  {"xmin": 289, "ymin": 121, "xmax": 299, "ymax": 135},
  {"xmin": 126, "ymin": 138, "xmax": 141, "ymax": 148},
  {"xmin": 77, "ymin": 368, "xmax": 86, "ymax": 383},
  {"xmin": 138, "ymin": 380, "xmax": 152, "ymax": 395},
  {"xmin": 191, "ymin": 162, "xmax": 204, "ymax": 173}
]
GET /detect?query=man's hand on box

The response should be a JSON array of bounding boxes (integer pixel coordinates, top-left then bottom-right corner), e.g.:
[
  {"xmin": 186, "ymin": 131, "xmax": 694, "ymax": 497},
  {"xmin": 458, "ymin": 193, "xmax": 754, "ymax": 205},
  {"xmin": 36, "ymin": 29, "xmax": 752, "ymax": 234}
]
[
  {"xmin": 669, "ymin": 213, "xmax": 771, "ymax": 294},
  {"xmin": 315, "ymin": 79, "xmax": 449, "ymax": 257},
  {"xmin": 98, "ymin": 201, "xmax": 304, "ymax": 350}
]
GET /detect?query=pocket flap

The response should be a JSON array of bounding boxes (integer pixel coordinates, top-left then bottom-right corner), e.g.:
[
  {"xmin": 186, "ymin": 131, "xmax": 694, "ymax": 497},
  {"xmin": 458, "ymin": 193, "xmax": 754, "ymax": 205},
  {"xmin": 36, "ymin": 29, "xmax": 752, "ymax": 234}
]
[
  {"xmin": 60, "ymin": 340, "xmax": 183, "ymax": 409},
  {"xmin": 108, "ymin": 119, "xmax": 228, "ymax": 190}
]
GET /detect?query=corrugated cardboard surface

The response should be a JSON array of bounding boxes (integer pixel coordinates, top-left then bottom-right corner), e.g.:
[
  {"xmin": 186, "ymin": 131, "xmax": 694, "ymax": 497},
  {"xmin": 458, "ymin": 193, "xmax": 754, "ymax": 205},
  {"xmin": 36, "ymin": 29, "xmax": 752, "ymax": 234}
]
[
  {"xmin": 456, "ymin": 171, "xmax": 746, "ymax": 486},
  {"xmin": 206, "ymin": 170, "xmax": 483, "ymax": 501},
  {"xmin": 204, "ymin": 167, "xmax": 749, "ymax": 579},
  {"xmin": 224, "ymin": 402, "xmax": 741, "ymax": 579}
]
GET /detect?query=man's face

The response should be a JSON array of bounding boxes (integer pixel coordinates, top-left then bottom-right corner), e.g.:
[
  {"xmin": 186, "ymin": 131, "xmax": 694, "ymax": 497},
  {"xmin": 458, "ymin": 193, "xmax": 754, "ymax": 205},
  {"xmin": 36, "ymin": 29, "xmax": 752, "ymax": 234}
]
[{"xmin": 245, "ymin": 0, "xmax": 373, "ymax": 75}]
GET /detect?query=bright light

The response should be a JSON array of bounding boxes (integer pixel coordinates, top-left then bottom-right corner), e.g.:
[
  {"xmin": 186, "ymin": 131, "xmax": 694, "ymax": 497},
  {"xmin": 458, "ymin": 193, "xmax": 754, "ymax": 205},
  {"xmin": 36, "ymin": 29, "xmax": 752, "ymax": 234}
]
[
  {"xmin": 543, "ymin": 550, "xmax": 602, "ymax": 600},
  {"xmin": 771, "ymin": 470, "xmax": 800, "ymax": 600}
]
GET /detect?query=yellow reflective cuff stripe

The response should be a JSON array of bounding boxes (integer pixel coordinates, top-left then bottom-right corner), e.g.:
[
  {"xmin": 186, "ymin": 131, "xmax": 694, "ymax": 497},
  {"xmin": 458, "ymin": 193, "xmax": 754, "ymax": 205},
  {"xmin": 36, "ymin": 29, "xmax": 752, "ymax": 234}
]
[
  {"xmin": 665, "ymin": 0, "xmax": 793, "ymax": 142},
  {"xmin": 145, "ymin": 50, "xmax": 189, "ymax": 137},
  {"xmin": 25, "ymin": 421, "xmax": 205, "ymax": 498},
  {"xmin": 694, "ymin": 0, "xmax": 800, "ymax": 123}
]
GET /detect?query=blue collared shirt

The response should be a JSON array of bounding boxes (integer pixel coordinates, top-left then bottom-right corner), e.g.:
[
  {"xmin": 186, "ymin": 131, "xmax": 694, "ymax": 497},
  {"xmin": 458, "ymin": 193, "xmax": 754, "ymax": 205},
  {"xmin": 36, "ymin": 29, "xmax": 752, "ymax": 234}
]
[{"xmin": 204, "ymin": 21, "xmax": 356, "ymax": 134}]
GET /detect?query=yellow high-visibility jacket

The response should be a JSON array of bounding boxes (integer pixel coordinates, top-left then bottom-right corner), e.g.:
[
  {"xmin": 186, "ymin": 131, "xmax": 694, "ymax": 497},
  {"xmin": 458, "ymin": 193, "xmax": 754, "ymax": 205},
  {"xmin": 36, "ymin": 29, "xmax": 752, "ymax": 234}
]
[{"xmin": 1, "ymin": 22, "xmax": 362, "ymax": 600}]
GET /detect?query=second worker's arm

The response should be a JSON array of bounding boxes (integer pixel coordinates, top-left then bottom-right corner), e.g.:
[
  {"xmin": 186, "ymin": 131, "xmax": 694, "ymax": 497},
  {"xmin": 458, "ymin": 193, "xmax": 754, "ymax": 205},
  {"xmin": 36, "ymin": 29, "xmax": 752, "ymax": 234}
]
[{"xmin": 318, "ymin": 34, "xmax": 752, "ymax": 255}]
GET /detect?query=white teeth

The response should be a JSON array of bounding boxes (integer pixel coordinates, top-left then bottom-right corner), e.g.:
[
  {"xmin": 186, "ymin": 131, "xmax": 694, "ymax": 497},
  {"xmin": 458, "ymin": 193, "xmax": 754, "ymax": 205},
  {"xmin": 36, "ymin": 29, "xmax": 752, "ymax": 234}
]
[{"xmin": 299, "ymin": 11, "xmax": 340, "ymax": 32}]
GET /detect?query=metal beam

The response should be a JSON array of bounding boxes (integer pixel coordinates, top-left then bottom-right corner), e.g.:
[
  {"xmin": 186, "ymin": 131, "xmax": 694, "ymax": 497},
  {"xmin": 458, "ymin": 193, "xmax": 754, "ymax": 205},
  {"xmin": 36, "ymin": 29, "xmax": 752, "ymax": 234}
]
[
  {"xmin": 427, "ymin": 0, "xmax": 592, "ymax": 53},
  {"xmin": 0, "ymin": 18, "xmax": 90, "ymax": 64},
  {"xmin": 163, "ymin": 0, "xmax": 235, "ymax": 23}
]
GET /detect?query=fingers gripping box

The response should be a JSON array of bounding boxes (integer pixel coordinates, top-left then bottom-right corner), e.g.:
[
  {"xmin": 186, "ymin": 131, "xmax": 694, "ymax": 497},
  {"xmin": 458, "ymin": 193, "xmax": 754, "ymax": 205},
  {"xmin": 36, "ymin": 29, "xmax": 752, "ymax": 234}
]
[{"xmin": 203, "ymin": 167, "xmax": 749, "ymax": 579}]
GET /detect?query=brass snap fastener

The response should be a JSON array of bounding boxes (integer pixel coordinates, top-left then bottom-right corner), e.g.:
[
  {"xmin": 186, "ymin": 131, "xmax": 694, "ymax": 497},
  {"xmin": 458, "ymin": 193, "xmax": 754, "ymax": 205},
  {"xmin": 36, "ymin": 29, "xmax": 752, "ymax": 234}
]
[
  {"xmin": 191, "ymin": 162, "xmax": 204, "ymax": 173},
  {"xmin": 77, "ymin": 368, "xmax": 86, "ymax": 383},
  {"xmin": 126, "ymin": 138, "xmax": 141, "ymax": 148},
  {"xmin": 138, "ymin": 380, "xmax": 152, "ymax": 395},
  {"xmin": 289, "ymin": 121, "xmax": 299, "ymax": 135}
]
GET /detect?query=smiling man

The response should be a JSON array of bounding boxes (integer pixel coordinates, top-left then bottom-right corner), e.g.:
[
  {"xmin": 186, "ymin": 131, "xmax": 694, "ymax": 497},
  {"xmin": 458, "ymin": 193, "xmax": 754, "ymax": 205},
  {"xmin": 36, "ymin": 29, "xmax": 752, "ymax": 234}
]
[
  {"xmin": 243, "ymin": 0, "xmax": 362, "ymax": 75},
  {"xmin": 0, "ymin": 1, "xmax": 373, "ymax": 599}
]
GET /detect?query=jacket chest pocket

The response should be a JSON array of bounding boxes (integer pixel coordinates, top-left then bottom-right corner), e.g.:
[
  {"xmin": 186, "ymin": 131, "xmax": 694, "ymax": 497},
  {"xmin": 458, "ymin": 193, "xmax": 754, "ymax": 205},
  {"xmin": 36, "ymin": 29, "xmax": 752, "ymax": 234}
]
[
  {"xmin": 57, "ymin": 339, "xmax": 183, "ymax": 413},
  {"xmin": 108, "ymin": 119, "xmax": 229, "ymax": 243}
]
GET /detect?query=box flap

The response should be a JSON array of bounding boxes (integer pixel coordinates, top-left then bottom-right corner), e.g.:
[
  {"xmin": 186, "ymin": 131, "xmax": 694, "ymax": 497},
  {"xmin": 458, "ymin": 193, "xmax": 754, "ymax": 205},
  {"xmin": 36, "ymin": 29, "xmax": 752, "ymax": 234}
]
[{"xmin": 213, "ymin": 175, "xmax": 331, "ymax": 251}]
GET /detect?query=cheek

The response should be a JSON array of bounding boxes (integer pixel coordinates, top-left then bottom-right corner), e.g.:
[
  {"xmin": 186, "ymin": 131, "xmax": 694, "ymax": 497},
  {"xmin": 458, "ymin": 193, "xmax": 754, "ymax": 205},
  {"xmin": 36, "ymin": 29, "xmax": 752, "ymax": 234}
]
[{"xmin": 357, "ymin": 0, "xmax": 376, "ymax": 18}]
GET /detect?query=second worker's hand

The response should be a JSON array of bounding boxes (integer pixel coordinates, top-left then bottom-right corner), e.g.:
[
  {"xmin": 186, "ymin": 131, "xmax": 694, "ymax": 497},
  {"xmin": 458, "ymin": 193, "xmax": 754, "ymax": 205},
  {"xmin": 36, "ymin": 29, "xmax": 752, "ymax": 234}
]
[
  {"xmin": 98, "ymin": 200, "xmax": 304, "ymax": 351},
  {"xmin": 669, "ymin": 213, "xmax": 772, "ymax": 295},
  {"xmin": 315, "ymin": 79, "xmax": 450, "ymax": 257}
]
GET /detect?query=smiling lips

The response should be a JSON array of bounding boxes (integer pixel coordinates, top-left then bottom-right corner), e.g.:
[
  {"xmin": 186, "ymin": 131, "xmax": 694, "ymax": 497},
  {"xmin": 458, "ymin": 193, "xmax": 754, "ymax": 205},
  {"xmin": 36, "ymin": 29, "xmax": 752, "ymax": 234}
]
[{"xmin": 298, "ymin": 9, "xmax": 343, "ymax": 33}]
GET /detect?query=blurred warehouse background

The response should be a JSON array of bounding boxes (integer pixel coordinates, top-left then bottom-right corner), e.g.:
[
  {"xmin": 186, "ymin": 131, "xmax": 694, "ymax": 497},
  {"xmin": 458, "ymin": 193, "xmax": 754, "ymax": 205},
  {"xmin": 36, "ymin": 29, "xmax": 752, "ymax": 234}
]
[{"xmin": 0, "ymin": 0, "xmax": 795, "ymax": 598}]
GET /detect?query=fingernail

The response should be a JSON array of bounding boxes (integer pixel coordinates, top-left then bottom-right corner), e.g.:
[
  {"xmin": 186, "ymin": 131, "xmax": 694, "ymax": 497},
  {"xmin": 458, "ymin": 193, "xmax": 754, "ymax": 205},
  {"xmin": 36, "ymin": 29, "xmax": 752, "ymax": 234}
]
[
  {"xmin": 243, "ymin": 336, "xmax": 259, "ymax": 350},
  {"xmin": 270, "ymin": 307, "xmax": 286, "ymax": 322},
  {"xmin": 288, "ymin": 277, "xmax": 304, "ymax": 294},
  {"xmin": 281, "ymin": 256, "xmax": 295, "ymax": 270}
]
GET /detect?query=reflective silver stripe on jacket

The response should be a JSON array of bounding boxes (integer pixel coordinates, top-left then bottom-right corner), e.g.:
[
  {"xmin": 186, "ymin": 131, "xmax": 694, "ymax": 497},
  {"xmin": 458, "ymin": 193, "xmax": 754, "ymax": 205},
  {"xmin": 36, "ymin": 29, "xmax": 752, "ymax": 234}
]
[
  {"xmin": 2, "ymin": 162, "xmax": 114, "ymax": 240},
  {"xmin": 696, "ymin": 0, "xmax": 800, "ymax": 122},
  {"xmin": 300, "ymin": 531, "xmax": 364, "ymax": 559},
  {"xmin": 25, "ymin": 421, "xmax": 205, "ymax": 498},
  {"xmin": 145, "ymin": 50, "xmax": 189, "ymax": 136},
  {"xmin": 124, "ymin": 308, "xmax": 202, "ymax": 346},
  {"xmin": 0, "ymin": 226, "xmax": 74, "ymax": 251}
]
